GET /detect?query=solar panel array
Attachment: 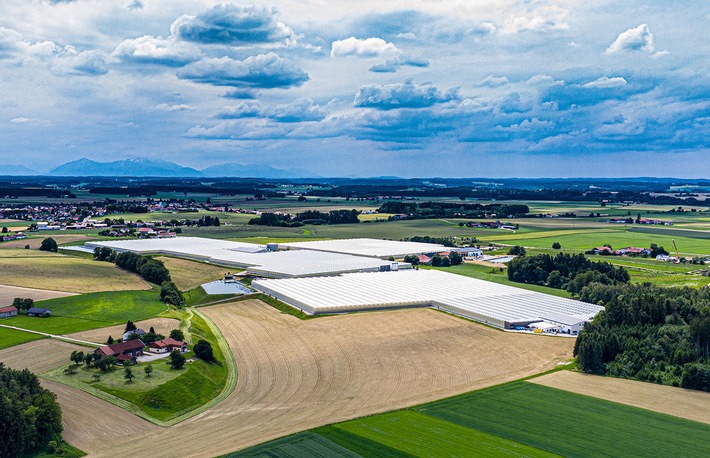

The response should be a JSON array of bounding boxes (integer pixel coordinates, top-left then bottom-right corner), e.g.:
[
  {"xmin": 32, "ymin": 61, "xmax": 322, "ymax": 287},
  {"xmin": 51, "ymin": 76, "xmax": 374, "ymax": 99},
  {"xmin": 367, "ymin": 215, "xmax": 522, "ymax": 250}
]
[{"xmin": 253, "ymin": 269, "xmax": 604, "ymax": 327}]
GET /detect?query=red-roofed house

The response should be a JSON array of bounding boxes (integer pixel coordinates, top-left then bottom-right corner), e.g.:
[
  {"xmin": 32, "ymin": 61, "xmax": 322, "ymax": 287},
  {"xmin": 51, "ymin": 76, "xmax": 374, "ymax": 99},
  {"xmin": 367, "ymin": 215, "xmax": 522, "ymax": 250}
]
[
  {"xmin": 0, "ymin": 306, "xmax": 18, "ymax": 319},
  {"xmin": 149, "ymin": 338, "xmax": 188, "ymax": 354},
  {"xmin": 417, "ymin": 255, "xmax": 432, "ymax": 265},
  {"xmin": 95, "ymin": 339, "xmax": 145, "ymax": 365}
]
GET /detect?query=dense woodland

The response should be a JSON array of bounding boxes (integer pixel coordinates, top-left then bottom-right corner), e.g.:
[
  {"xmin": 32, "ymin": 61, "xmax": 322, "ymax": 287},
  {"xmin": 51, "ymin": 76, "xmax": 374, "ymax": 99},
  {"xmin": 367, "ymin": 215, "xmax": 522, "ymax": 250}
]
[
  {"xmin": 249, "ymin": 209, "xmax": 360, "ymax": 227},
  {"xmin": 378, "ymin": 201, "xmax": 530, "ymax": 219},
  {"xmin": 574, "ymin": 283, "xmax": 710, "ymax": 390},
  {"xmin": 0, "ymin": 364, "xmax": 63, "ymax": 457}
]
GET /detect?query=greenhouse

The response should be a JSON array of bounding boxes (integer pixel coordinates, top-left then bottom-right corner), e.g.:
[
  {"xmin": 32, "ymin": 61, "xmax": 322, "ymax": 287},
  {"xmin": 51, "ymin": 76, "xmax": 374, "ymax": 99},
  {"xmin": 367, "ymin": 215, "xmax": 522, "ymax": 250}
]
[{"xmin": 282, "ymin": 238, "xmax": 447, "ymax": 258}]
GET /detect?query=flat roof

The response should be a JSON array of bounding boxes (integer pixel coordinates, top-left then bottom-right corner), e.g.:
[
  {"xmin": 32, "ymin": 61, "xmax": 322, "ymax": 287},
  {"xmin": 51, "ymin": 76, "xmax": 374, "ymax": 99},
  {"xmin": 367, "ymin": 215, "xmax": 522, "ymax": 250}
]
[
  {"xmin": 282, "ymin": 238, "xmax": 446, "ymax": 258},
  {"xmin": 253, "ymin": 269, "xmax": 604, "ymax": 326}
]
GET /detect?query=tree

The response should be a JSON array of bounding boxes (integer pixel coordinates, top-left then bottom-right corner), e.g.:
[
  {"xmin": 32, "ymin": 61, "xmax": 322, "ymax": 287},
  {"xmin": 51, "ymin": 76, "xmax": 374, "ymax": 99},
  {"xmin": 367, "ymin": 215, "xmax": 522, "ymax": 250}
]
[
  {"xmin": 169, "ymin": 329, "xmax": 185, "ymax": 341},
  {"xmin": 169, "ymin": 350, "xmax": 186, "ymax": 369},
  {"xmin": 124, "ymin": 366, "xmax": 135, "ymax": 383},
  {"xmin": 403, "ymin": 254, "xmax": 420, "ymax": 265},
  {"xmin": 39, "ymin": 237, "xmax": 58, "ymax": 252},
  {"xmin": 431, "ymin": 254, "xmax": 443, "ymax": 267},
  {"xmin": 508, "ymin": 245, "xmax": 526, "ymax": 256},
  {"xmin": 63, "ymin": 364, "xmax": 79, "ymax": 375},
  {"xmin": 552, "ymin": 242, "xmax": 562, "ymax": 249},
  {"xmin": 1, "ymin": 226, "xmax": 7, "ymax": 233},
  {"xmin": 441, "ymin": 256, "xmax": 451, "ymax": 267},
  {"xmin": 144, "ymin": 364, "xmax": 153, "ymax": 378},
  {"xmin": 448, "ymin": 251, "xmax": 463, "ymax": 266},
  {"xmin": 124, "ymin": 320, "xmax": 136, "ymax": 333},
  {"xmin": 12, "ymin": 297, "xmax": 34, "ymax": 311},
  {"xmin": 84, "ymin": 353, "xmax": 95, "ymax": 367},
  {"xmin": 69, "ymin": 351, "xmax": 85, "ymax": 366},
  {"xmin": 106, "ymin": 335, "xmax": 115, "ymax": 344},
  {"xmin": 193, "ymin": 340, "xmax": 216, "ymax": 363}
]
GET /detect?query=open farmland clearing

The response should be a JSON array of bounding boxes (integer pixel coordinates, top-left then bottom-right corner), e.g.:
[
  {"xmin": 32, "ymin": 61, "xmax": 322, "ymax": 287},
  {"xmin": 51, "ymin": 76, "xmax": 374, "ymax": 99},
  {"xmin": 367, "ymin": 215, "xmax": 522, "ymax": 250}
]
[
  {"xmin": 0, "ymin": 284, "xmax": 76, "ymax": 305},
  {"xmin": 52, "ymin": 299, "xmax": 572, "ymax": 457},
  {"xmin": 0, "ymin": 234, "xmax": 92, "ymax": 249},
  {"xmin": 155, "ymin": 256, "xmax": 228, "ymax": 290},
  {"xmin": 0, "ymin": 249, "xmax": 151, "ymax": 293},
  {"xmin": 530, "ymin": 371, "xmax": 710, "ymax": 425}
]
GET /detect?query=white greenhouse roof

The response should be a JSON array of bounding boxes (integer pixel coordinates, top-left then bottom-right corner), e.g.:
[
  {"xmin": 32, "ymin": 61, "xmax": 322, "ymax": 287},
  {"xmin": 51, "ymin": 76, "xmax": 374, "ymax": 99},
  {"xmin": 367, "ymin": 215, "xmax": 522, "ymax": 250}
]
[
  {"xmin": 85, "ymin": 237, "xmax": 400, "ymax": 278},
  {"xmin": 253, "ymin": 269, "xmax": 604, "ymax": 327},
  {"xmin": 282, "ymin": 238, "xmax": 446, "ymax": 258}
]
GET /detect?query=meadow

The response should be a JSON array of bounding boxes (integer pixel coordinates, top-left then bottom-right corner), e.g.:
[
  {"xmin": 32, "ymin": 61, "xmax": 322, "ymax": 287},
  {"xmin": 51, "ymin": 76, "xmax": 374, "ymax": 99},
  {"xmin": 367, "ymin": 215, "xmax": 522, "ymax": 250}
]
[
  {"xmin": 155, "ymin": 256, "xmax": 228, "ymax": 290},
  {"xmin": 233, "ymin": 378, "xmax": 710, "ymax": 457}
]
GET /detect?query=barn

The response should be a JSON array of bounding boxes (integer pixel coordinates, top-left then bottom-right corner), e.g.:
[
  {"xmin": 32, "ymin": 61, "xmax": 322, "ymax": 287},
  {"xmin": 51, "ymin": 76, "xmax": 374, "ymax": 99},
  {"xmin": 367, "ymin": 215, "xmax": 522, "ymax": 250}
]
[{"xmin": 0, "ymin": 306, "xmax": 18, "ymax": 319}]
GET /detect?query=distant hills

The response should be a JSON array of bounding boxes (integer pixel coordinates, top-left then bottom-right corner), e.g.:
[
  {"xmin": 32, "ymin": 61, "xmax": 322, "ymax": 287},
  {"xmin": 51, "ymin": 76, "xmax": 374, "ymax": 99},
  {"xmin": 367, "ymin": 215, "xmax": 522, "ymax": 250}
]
[{"xmin": 2, "ymin": 157, "xmax": 315, "ymax": 178}]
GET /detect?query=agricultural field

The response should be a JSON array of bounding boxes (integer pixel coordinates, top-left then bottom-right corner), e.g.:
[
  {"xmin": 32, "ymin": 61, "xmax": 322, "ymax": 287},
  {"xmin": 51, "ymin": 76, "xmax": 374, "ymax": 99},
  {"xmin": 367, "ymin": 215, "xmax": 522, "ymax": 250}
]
[
  {"xmin": 0, "ymin": 233, "xmax": 93, "ymax": 249},
  {"xmin": 156, "ymin": 256, "xmax": 229, "ymax": 290},
  {"xmin": 0, "ymin": 249, "xmax": 151, "ymax": 293},
  {"xmin": 0, "ymin": 289, "xmax": 167, "ymax": 347},
  {"xmin": 232, "ymin": 378, "xmax": 710, "ymax": 457},
  {"xmin": 0, "ymin": 284, "xmax": 75, "ymax": 306},
  {"xmin": 34, "ymin": 299, "xmax": 572, "ymax": 457}
]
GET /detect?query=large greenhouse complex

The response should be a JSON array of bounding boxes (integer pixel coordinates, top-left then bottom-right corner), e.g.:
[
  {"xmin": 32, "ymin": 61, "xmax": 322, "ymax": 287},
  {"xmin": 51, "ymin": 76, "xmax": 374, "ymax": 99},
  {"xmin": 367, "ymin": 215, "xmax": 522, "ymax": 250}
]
[{"xmin": 253, "ymin": 269, "xmax": 603, "ymax": 330}]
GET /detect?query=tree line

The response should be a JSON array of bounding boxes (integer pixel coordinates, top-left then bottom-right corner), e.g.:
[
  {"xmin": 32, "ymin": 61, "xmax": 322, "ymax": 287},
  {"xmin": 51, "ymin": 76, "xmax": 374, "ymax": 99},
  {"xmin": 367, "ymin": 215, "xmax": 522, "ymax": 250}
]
[
  {"xmin": 249, "ymin": 209, "xmax": 360, "ymax": 227},
  {"xmin": 574, "ymin": 282, "xmax": 710, "ymax": 391},
  {"xmin": 378, "ymin": 201, "xmax": 529, "ymax": 219},
  {"xmin": 0, "ymin": 363, "xmax": 63, "ymax": 457}
]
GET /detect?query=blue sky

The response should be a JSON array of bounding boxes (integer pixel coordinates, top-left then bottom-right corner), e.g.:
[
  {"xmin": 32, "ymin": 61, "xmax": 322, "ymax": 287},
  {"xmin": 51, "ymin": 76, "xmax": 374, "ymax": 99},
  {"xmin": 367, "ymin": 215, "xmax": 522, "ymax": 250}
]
[{"xmin": 1, "ymin": 0, "xmax": 708, "ymax": 177}]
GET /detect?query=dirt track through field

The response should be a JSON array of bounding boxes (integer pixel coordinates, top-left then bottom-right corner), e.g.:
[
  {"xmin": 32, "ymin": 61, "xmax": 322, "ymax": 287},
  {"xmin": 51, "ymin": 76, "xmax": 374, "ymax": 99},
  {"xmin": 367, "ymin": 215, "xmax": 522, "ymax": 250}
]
[
  {"xmin": 530, "ymin": 370, "xmax": 710, "ymax": 425},
  {"xmin": 0, "ymin": 284, "xmax": 76, "ymax": 305},
  {"xmin": 44, "ymin": 300, "xmax": 572, "ymax": 457}
]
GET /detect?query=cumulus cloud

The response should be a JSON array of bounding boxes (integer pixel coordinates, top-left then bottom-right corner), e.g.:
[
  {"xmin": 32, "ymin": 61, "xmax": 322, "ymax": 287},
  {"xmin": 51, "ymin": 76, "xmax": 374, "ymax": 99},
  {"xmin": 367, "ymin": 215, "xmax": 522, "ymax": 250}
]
[
  {"xmin": 476, "ymin": 75, "xmax": 509, "ymax": 88},
  {"xmin": 214, "ymin": 102, "xmax": 263, "ymax": 119},
  {"xmin": 369, "ymin": 55, "xmax": 428, "ymax": 73},
  {"xmin": 0, "ymin": 27, "xmax": 23, "ymax": 59},
  {"xmin": 171, "ymin": 5, "xmax": 297, "ymax": 47},
  {"xmin": 606, "ymin": 24, "xmax": 655, "ymax": 54},
  {"xmin": 268, "ymin": 99, "xmax": 326, "ymax": 122},
  {"xmin": 62, "ymin": 50, "xmax": 108, "ymax": 75},
  {"xmin": 499, "ymin": 92, "xmax": 533, "ymax": 113},
  {"xmin": 331, "ymin": 37, "xmax": 397, "ymax": 58},
  {"xmin": 177, "ymin": 53, "xmax": 308, "ymax": 88},
  {"xmin": 503, "ymin": 6, "xmax": 569, "ymax": 33},
  {"xmin": 354, "ymin": 81, "xmax": 459, "ymax": 110},
  {"xmin": 113, "ymin": 36, "xmax": 202, "ymax": 66},
  {"xmin": 155, "ymin": 103, "xmax": 193, "ymax": 112},
  {"xmin": 583, "ymin": 76, "xmax": 627, "ymax": 89}
]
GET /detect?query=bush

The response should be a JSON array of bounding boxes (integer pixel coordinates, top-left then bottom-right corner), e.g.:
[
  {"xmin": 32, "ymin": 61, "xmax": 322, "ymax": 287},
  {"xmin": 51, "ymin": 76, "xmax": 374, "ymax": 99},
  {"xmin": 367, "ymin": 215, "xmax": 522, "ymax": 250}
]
[
  {"xmin": 193, "ymin": 340, "xmax": 216, "ymax": 363},
  {"xmin": 552, "ymin": 242, "xmax": 562, "ymax": 249},
  {"xmin": 169, "ymin": 350, "xmax": 186, "ymax": 369}
]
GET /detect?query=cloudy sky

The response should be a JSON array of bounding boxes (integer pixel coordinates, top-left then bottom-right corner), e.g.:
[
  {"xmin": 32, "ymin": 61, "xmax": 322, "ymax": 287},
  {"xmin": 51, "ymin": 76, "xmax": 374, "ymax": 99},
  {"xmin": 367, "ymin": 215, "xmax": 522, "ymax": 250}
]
[{"xmin": 1, "ymin": 0, "xmax": 708, "ymax": 177}]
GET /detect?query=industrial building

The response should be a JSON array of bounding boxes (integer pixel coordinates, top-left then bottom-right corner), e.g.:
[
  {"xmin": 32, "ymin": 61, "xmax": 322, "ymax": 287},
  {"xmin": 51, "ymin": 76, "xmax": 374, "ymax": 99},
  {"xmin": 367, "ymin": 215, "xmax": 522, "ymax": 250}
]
[{"xmin": 252, "ymin": 269, "xmax": 603, "ymax": 330}]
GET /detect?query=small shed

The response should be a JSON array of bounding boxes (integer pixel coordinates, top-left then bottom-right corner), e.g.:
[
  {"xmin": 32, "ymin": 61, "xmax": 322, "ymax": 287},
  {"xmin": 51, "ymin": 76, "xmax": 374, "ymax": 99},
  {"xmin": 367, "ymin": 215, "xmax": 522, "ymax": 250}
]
[
  {"xmin": 26, "ymin": 307, "xmax": 51, "ymax": 317},
  {"xmin": 0, "ymin": 306, "xmax": 18, "ymax": 319}
]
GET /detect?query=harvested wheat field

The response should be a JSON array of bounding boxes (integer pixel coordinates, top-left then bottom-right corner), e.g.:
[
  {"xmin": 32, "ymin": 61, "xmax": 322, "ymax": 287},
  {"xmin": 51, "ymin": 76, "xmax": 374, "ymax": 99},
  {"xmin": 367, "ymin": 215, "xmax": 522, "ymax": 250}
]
[
  {"xmin": 0, "ymin": 234, "xmax": 92, "ymax": 249},
  {"xmin": 65, "ymin": 299, "xmax": 572, "ymax": 458},
  {"xmin": 0, "ymin": 338, "xmax": 86, "ymax": 374},
  {"xmin": 0, "ymin": 249, "xmax": 151, "ymax": 293},
  {"xmin": 0, "ymin": 284, "xmax": 76, "ymax": 305},
  {"xmin": 156, "ymin": 256, "xmax": 227, "ymax": 290},
  {"xmin": 67, "ymin": 318, "xmax": 181, "ymax": 343},
  {"xmin": 530, "ymin": 370, "xmax": 710, "ymax": 425}
]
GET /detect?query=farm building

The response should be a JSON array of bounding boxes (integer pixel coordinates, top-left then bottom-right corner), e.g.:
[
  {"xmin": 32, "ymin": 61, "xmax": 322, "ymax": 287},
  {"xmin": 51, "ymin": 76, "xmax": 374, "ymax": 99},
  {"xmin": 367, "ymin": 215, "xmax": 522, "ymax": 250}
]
[
  {"xmin": 252, "ymin": 269, "xmax": 603, "ymax": 330},
  {"xmin": 85, "ymin": 237, "xmax": 410, "ymax": 278},
  {"xmin": 122, "ymin": 328, "xmax": 146, "ymax": 341},
  {"xmin": 538, "ymin": 312, "xmax": 588, "ymax": 335},
  {"xmin": 149, "ymin": 338, "xmax": 188, "ymax": 354},
  {"xmin": 282, "ymin": 238, "xmax": 447, "ymax": 258},
  {"xmin": 26, "ymin": 307, "xmax": 51, "ymax": 317},
  {"xmin": 95, "ymin": 339, "xmax": 145, "ymax": 365},
  {"xmin": 0, "ymin": 306, "xmax": 18, "ymax": 319}
]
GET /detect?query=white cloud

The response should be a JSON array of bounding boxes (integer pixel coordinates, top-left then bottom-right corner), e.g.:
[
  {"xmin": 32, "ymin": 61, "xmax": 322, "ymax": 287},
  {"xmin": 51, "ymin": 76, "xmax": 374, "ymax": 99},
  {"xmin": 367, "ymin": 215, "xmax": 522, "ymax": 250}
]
[
  {"xmin": 476, "ymin": 75, "xmax": 509, "ymax": 88},
  {"xmin": 606, "ymin": 24, "xmax": 655, "ymax": 54},
  {"xmin": 331, "ymin": 37, "xmax": 397, "ymax": 58},
  {"xmin": 112, "ymin": 36, "xmax": 202, "ymax": 66},
  {"xmin": 155, "ymin": 103, "xmax": 193, "ymax": 112},
  {"xmin": 503, "ymin": 6, "xmax": 569, "ymax": 33},
  {"xmin": 583, "ymin": 76, "xmax": 627, "ymax": 89}
]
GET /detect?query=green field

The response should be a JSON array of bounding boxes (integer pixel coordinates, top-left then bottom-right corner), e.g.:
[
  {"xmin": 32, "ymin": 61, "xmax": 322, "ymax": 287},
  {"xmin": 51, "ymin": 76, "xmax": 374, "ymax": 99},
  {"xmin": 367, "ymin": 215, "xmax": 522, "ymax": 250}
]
[
  {"xmin": 0, "ymin": 289, "xmax": 166, "ymax": 346},
  {"xmin": 233, "ymin": 379, "xmax": 710, "ymax": 457},
  {"xmin": 0, "ymin": 326, "xmax": 45, "ymax": 349}
]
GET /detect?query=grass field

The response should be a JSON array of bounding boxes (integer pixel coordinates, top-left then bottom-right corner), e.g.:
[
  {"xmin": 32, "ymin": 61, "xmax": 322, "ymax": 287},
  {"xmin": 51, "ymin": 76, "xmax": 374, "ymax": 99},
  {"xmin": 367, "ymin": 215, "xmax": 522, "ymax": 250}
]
[
  {"xmin": 0, "ymin": 289, "xmax": 166, "ymax": 346},
  {"xmin": 0, "ymin": 326, "xmax": 44, "ymax": 349},
  {"xmin": 239, "ymin": 378, "xmax": 710, "ymax": 457},
  {"xmin": 226, "ymin": 431, "xmax": 362, "ymax": 458},
  {"xmin": 156, "ymin": 256, "xmax": 228, "ymax": 290},
  {"xmin": 0, "ymin": 249, "xmax": 150, "ymax": 293}
]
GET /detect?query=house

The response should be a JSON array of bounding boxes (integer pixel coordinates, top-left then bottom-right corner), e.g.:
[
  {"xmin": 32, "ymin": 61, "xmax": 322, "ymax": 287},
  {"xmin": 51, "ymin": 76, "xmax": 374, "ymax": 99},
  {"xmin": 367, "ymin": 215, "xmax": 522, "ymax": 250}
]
[
  {"xmin": 122, "ymin": 328, "xmax": 146, "ymax": 341},
  {"xmin": 417, "ymin": 255, "xmax": 433, "ymax": 265},
  {"xmin": 592, "ymin": 246, "xmax": 615, "ymax": 255},
  {"xmin": 26, "ymin": 307, "xmax": 51, "ymax": 317},
  {"xmin": 95, "ymin": 339, "xmax": 145, "ymax": 365},
  {"xmin": 0, "ymin": 306, "xmax": 18, "ymax": 319},
  {"xmin": 149, "ymin": 338, "xmax": 188, "ymax": 354}
]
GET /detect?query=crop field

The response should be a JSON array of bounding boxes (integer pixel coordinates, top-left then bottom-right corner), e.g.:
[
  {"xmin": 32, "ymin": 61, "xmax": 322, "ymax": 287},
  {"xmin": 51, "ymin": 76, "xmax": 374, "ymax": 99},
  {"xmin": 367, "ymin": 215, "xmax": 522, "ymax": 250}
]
[
  {"xmin": 416, "ymin": 381, "xmax": 710, "ymax": 458},
  {"xmin": 46, "ymin": 299, "xmax": 572, "ymax": 457},
  {"xmin": 0, "ymin": 338, "xmax": 87, "ymax": 374},
  {"xmin": 0, "ymin": 233, "xmax": 93, "ymax": 249},
  {"xmin": 0, "ymin": 249, "xmax": 151, "ymax": 293},
  {"xmin": 0, "ymin": 284, "xmax": 76, "ymax": 306},
  {"xmin": 0, "ymin": 289, "xmax": 166, "ymax": 346},
  {"xmin": 67, "ymin": 317, "xmax": 180, "ymax": 344},
  {"xmin": 156, "ymin": 256, "xmax": 228, "ymax": 290},
  {"xmin": 530, "ymin": 371, "xmax": 710, "ymax": 425}
]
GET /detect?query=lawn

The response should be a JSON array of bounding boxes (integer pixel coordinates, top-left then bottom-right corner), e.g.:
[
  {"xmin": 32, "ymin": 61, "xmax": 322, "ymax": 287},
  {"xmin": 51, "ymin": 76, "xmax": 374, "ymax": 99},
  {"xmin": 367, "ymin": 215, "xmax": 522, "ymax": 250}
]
[
  {"xmin": 417, "ymin": 381, "xmax": 710, "ymax": 458},
  {"xmin": 0, "ymin": 249, "xmax": 150, "ymax": 293},
  {"xmin": 0, "ymin": 289, "xmax": 167, "ymax": 345},
  {"xmin": 0, "ymin": 326, "xmax": 44, "ymax": 349}
]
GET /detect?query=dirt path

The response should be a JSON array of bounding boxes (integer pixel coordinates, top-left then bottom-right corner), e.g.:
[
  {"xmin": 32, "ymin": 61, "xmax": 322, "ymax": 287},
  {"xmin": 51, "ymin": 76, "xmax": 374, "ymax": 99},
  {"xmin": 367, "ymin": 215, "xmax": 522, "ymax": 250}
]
[
  {"xmin": 530, "ymin": 370, "xmax": 710, "ymax": 425},
  {"xmin": 0, "ymin": 284, "xmax": 76, "ymax": 305},
  {"xmin": 63, "ymin": 300, "xmax": 573, "ymax": 457}
]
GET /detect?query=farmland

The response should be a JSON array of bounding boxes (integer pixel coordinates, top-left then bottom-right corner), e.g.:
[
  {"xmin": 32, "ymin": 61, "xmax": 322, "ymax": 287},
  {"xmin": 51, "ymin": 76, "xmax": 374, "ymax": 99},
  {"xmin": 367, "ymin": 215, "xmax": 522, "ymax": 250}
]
[
  {"xmin": 0, "ymin": 249, "xmax": 151, "ymax": 293},
  {"xmin": 155, "ymin": 256, "xmax": 228, "ymax": 290},
  {"xmin": 0, "ymin": 284, "xmax": 75, "ymax": 306}
]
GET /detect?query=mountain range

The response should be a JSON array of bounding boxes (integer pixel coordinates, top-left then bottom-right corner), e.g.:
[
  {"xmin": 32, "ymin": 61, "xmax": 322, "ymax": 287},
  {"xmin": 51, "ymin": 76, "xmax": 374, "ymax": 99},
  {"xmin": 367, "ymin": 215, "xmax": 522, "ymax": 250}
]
[{"xmin": 2, "ymin": 158, "xmax": 313, "ymax": 178}]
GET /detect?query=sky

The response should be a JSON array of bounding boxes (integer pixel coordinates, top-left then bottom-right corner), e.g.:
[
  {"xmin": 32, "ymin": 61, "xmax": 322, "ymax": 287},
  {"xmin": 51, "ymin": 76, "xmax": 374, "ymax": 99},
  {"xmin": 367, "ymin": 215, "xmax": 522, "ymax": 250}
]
[{"xmin": 1, "ymin": 0, "xmax": 708, "ymax": 177}]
